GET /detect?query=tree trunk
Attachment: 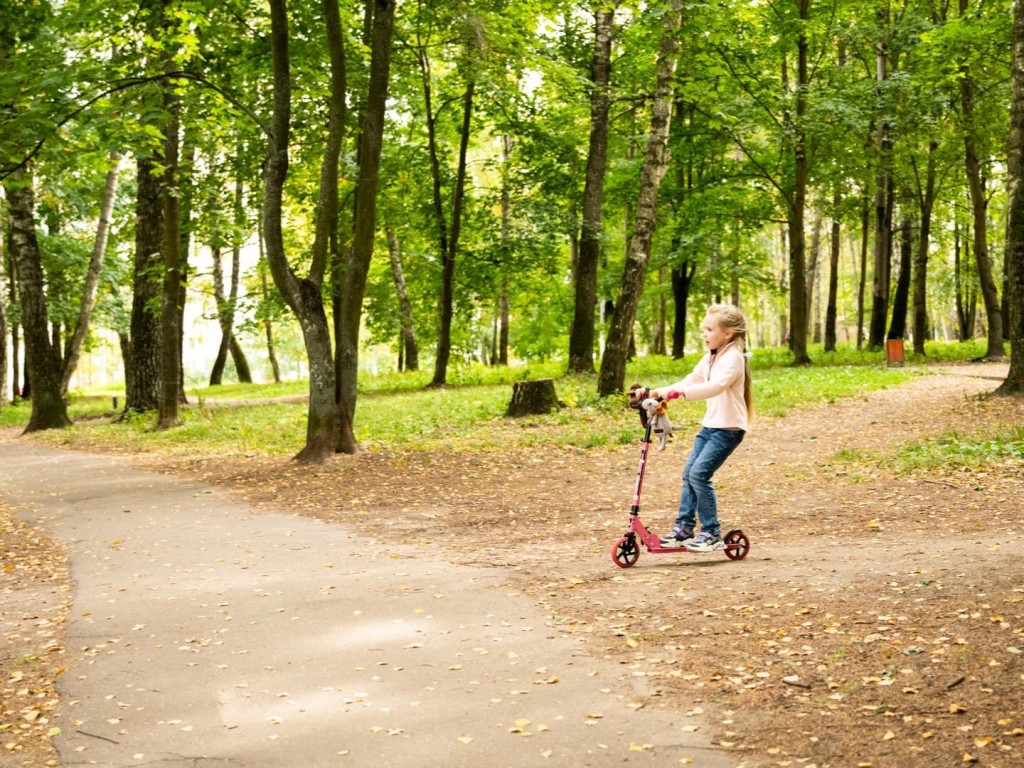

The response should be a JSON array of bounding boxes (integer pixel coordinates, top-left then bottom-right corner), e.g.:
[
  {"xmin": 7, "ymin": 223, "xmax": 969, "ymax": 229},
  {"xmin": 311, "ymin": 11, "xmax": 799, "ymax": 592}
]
[
  {"xmin": 569, "ymin": 6, "xmax": 615, "ymax": 374},
  {"xmin": 997, "ymin": 0, "xmax": 1024, "ymax": 393},
  {"xmin": 257, "ymin": 219, "xmax": 282, "ymax": 384},
  {"xmin": 336, "ymin": 0, "xmax": 396, "ymax": 453},
  {"xmin": 60, "ymin": 152, "xmax": 121, "ymax": 395},
  {"xmin": 784, "ymin": 0, "xmax": 812, "ymax": 365},
  {"xmin": 158, "ymin": 87, "xmax": 183, "ymax": 429},
  {"xmin": 955, "ymin": 220, "xmax": 977, "ymax": 339},
  {"xmin": 824, "ymin": 188, "xmax": 840, "ymax": 352},
  {"xmin": 228, "ymin": 335, "xmax": 252, "ymax": 382},
  {"xmin": 263, "ymin": 0, "xmax": 342, "ymax": 462},
  {"xmin": 209, "ymin": 244, "xmax": 230, "ymax": 386},
  {"xmin": 598, "ymin": 1, "xmax": 681, "ymax": 397},
  {"xmin": 126, "ymin": 156, "xmax": 163, "ymax": 414},
  {"xmin": 0, "ymin": 232, "xmax": 8, "ymax": 407},
  {"xmin": 671, "ymin": 256, "xmax": 696, "ymax": 359},
  {"xmin": 888, "ymin": 216, "xmax": 912, "ymax": 340},
  {"xmin": 960, "ymin": 108, "xmax": 1003, "ymax": 355},
  {"xmin": 4, "ymin": 167, "xmax": 71, "ymax": 431},
  {"xmin": 857, "ymin": 190, "xmax": 869, "ymax": 349},
  {"xmin": 386, "ymin": 227, "xmax": 419, "ymax": 372},
  {"xmin": 430, "ymin": 79, "xmax": 474, "ymax": 388},
  {"xmin": 6, "ymin": 251, "xmax": 19, "ymax": 399},
  {"xmin": 869, "ymin": 8, "xmax": 893, "ymax": 350},
  {"xmin": 911, "ymin": 141, "xmax": 938, "ymax": 355}
]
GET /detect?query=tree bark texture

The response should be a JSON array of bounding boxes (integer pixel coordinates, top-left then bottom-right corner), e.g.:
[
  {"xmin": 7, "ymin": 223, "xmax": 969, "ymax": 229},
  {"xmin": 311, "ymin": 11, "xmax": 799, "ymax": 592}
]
[
  {"xmin": 158, "ymin": 88, "xmax": 183, "ymax": 429},
  {"xmin": 998, "ymin": 0, "xmax": 1024, "ymax": 393},
  {"xmin": 598, "ymin": 0, "xmax": 681, "ymax": 397},
  {"xmin": 4, "ymin": 167, "xmax": 71, "ymax": 430},
  {"xmin": 126, "ymin": 156, "xmax": 163, "ymax": 414},
  {"xmin": 569, "ymin": 6, "xmax": 614, "ymax": 374},
  {"xmin": 506, "ymin": 379, "xmax": 560, "ymax": 417}
]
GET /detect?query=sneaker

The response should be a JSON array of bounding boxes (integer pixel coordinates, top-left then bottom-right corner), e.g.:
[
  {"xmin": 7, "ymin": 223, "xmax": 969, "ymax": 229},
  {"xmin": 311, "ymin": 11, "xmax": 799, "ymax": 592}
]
[
  {"xmin": 659, "ymin": 528, "xmax": 694, "ymax": 548},
  {"xmin": 686, "ymin": 532, "xmax": 724, "ymax": 553}
]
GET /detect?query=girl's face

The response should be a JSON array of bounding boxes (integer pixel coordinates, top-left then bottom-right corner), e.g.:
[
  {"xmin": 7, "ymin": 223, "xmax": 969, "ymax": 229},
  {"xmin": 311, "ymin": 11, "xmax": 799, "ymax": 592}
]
[{"xmin": 702, "ymin": 314, "xmax": 734, "ymax": 351}]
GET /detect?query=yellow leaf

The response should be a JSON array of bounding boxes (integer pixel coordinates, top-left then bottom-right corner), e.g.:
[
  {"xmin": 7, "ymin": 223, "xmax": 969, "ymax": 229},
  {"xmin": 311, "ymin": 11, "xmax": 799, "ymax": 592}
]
[
  {"xmin": 883, "ymin": 730, "xmax": 895, "ymax": 741},
  {"xmin": 950, "ymin": 704, "xmax": 967, "ymax": 714},
  {"xmin": 963, "ymin": 754, "xmax": 977, "ymax": 764},
  {"xmin": 457, "ymin": 736, "xmax": 473, "ymax": 745},
  {"xmin": 626, "ymin": 637, "xmax": 639, "ymax": 648},
  {"xmin": 515, "ymin": 719, "xmax": 531, "ymax": 728}
]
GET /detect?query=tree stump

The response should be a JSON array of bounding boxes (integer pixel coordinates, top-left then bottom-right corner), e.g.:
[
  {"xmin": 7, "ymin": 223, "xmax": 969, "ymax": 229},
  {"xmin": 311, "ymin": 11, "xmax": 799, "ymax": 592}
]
[{"xmin": 506, "ymin": 378, "xmax": 560, "ymax": 417}]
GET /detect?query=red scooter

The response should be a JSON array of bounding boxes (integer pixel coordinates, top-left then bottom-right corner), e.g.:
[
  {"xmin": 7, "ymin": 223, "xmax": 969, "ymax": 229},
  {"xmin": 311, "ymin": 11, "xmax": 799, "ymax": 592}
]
[{"xmin": 610, "ymin": 387, "xmax": 751, "ymax": 568}]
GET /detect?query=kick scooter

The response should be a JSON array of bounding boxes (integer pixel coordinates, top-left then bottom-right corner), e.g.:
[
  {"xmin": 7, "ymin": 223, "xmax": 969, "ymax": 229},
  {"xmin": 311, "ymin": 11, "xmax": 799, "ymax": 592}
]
[{"xmin": 610, "ymin": 388, "xmax": 751, "ymax": 568}]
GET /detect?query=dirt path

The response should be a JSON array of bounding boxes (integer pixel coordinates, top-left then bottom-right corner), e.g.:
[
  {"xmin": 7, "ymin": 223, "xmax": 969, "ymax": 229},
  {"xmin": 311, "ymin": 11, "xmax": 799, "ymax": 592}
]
[
  {"xmin": 4, "ymin": 363, "xmax": 1023, "ymax": 768},
  {"xmin": 180, "ymin": 364, "xmax": 1022, "ymax": 768}
]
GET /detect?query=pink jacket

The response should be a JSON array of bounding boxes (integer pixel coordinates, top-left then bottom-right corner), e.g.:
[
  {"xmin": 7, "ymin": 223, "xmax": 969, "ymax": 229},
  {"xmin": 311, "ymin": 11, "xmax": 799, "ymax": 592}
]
[{"xmin": 663, "ymin": 343, "xmax": 749, "ymax": 432}]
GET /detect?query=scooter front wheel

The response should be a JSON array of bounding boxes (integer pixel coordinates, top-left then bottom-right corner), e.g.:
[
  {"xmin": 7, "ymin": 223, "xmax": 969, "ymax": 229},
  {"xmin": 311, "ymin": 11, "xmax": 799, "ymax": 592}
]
[
  {"xmin": 723, "ymin": 529, "xmax": 750, "ymax": 561},
  {"xmin": 611, "ymin": 536, "xmax": 640, "ymax": 568}
]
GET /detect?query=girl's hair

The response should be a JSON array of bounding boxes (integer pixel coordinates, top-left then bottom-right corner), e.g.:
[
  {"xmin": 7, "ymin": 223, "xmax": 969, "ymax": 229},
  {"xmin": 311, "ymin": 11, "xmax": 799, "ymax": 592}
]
[{"xmin": 708, "ymin": 303, "xmax": 754, "ymax": 418}]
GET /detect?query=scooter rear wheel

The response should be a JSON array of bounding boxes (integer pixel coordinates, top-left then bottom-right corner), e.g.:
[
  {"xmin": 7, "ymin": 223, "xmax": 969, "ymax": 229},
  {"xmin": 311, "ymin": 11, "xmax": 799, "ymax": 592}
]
[
  {"xmin": 611, "ymin": 536, "xmax": 640, "ymax": 568},
  {"xmin": 723, "ymin": 529, "xmax": 750, "ymax": 561}
]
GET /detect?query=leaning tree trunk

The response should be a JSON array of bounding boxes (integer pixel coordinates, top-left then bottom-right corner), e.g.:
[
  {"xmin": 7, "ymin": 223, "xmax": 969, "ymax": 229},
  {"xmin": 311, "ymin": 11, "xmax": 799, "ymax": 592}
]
[
  {"xmin": 887, "ymin": 216, "xmax": 912, "ymax": 339},
  {"xmin": 4, "ymin": 167, "xmax": 71, "ymax": 431},
  {"xmin": 61, "ymin": 152, "xmax": 121, "ymax": 395},
  {"xmin": 125, "ymin": 156, "xmax": 163, "ymax": 414},
  {"xmin": 997, "ymin": 0, "xmax": 1024, "ymax": 394},
  {"xmin": 568, "ymin": 5, "xmax": 614, "ymax": 374},
  {"xmin": 598, "ymin": 0, "xmax": 681, "ymax": 397}
]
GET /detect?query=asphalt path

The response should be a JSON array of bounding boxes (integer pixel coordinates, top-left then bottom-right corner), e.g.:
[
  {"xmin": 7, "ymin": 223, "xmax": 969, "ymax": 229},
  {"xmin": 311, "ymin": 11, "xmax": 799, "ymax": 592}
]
[{"xmin": 1, "ymin": 441, "xmax": 733, "ymax": 768}]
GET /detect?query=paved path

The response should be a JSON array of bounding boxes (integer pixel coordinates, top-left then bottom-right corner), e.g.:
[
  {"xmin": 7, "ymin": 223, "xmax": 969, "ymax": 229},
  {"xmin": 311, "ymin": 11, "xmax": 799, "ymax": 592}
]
[{"xmin": 1, "ymin": 441, "xmax": 733, "ymax": 768}]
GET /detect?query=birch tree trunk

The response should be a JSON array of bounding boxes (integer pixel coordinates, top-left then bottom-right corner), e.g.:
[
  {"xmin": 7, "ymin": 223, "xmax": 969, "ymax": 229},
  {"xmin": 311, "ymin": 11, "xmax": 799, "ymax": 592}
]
[
  {"xmin": 598, "ymin": 0, "xmax": 681, "ymax": 397},
  {"xmin": 60, "ymin": 152, "xmax": 121, "ymax": 395}
]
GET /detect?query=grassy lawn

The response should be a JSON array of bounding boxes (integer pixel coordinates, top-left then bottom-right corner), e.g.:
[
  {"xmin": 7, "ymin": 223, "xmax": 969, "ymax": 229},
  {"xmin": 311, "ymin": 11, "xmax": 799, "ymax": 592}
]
[{"xmin": 1, "ymin": 339, "xmax": 1014, "ymax": 465}]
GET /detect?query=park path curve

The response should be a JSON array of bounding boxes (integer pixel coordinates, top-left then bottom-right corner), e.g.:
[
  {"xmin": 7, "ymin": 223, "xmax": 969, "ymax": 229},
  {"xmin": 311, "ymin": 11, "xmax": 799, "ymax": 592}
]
[{"xmin": 0, "ymin": 441, "xmax": 733, "ymax": 768}]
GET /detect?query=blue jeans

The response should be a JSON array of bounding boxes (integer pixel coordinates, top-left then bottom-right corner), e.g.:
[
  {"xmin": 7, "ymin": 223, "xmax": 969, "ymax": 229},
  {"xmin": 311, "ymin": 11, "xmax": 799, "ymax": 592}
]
[{"xmin": 672, "ymin": 427, "xmax": 745, "ymax": 537}]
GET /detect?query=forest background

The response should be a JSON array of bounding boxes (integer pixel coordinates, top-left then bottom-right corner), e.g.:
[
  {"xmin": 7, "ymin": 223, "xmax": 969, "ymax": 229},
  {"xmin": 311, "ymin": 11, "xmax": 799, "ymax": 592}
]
[{"xmin": 1, "ymin": 0, "xmax": 1023, "ymax": 462}]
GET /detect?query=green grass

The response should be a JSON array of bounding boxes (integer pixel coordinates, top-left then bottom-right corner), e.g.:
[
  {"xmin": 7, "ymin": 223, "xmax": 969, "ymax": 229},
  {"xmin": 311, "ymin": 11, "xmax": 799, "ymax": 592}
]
[
  {"xmin": 885, "ymin": 428, "xmax": 1024, "ymax": 473},
  {"xmin": 2, "ymin": 340, "xmax": 1014, "ymax": 460}
]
